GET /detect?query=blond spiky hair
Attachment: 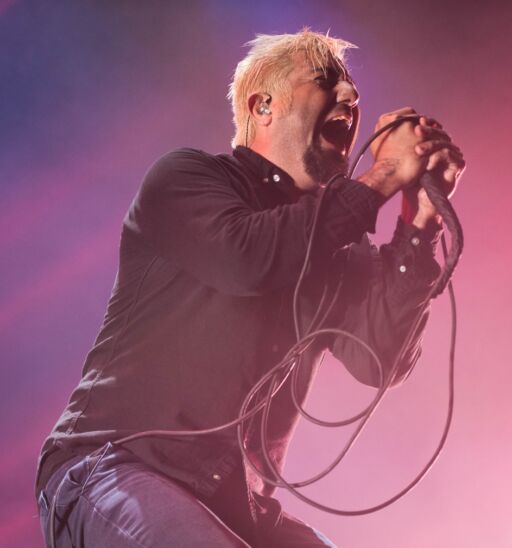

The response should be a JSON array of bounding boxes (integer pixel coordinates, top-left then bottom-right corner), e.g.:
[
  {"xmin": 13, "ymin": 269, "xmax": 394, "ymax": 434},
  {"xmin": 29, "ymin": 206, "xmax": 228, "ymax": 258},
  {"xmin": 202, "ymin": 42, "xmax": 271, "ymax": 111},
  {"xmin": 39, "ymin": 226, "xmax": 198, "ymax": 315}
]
[{"xmin": 228, "ymin": 28, "xmax": 356, "ymax": 148}]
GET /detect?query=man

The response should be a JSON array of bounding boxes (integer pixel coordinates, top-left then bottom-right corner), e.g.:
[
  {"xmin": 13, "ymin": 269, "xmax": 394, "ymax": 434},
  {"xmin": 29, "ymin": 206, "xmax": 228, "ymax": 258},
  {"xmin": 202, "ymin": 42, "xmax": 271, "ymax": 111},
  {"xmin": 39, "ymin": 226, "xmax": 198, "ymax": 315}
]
[{"xmin": 36, "ymin": 30, "xmax": 464, "ymax": 547}]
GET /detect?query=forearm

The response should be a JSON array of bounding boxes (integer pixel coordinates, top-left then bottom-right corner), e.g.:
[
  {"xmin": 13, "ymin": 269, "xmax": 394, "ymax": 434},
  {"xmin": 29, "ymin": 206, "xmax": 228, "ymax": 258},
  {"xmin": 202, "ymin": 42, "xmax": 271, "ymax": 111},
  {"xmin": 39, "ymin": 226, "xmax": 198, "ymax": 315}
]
[
  {"xmin": 331, "ymin": 219, "xmax": 441, "ymax": 387},
  {"xmin": 401, "ymin": 187, "xmax": 443, "ymax": 230},
  {"xmin": 357, "ymin": 160, "xmax": 403, "ymax": 204}
]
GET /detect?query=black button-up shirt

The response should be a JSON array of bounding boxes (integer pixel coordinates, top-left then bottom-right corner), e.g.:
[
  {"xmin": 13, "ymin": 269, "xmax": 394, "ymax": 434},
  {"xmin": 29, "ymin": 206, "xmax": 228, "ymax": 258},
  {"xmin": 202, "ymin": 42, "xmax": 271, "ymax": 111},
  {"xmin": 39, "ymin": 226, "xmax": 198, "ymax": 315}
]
[{"xmin": 36, "ymin": 146, "xmax": 440, "ymax": 501}]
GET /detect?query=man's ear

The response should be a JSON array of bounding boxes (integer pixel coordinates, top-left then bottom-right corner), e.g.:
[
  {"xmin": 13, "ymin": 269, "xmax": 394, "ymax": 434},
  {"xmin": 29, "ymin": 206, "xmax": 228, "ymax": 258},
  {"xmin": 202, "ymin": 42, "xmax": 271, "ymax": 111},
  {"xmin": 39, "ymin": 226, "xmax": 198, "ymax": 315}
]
[{"xmin": 248, "ymin": 93, "xmax": 272, "ymax": 126}]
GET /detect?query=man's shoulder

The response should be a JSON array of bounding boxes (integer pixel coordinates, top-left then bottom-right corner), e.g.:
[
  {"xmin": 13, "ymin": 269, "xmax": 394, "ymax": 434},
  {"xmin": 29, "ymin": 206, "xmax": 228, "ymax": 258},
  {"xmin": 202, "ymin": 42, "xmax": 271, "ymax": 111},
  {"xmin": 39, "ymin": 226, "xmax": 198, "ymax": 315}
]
[
  {"xmin": 149, "ymin": 147, "xmax": 236, "ymax": 176},
  {"xmin": 156, "ymin": 146, "xmax": 215, "ymax": 162},
  {"xmin": 138, "ymin": 147, "xmax": 246, "ymax": 200}
]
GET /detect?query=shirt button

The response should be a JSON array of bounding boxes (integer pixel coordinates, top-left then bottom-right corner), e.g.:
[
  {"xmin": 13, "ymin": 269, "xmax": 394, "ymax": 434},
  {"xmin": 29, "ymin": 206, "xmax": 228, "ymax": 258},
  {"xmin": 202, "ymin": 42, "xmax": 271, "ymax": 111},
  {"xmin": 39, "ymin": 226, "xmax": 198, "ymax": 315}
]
[
  {"xmin": 212, "ymin": 473, "xmax": 222, "ymax": 481},
  {"xmin": 411, "ymin": 236, "xmax": 420, "ymax": 246},
  {"xmin": 272, "ymin": 173, "xmax": 281, "ymax": 183},
  {"xmin": 399, "ymin": 265, "xmax": 407, "ymax": 273},
  {"xmin": 271, "ymin": 344, "xmax": 279, "ymax": 353},
  {"xmin": 262, "ymin": 177, "xmax": 269, "ymax": 183}
]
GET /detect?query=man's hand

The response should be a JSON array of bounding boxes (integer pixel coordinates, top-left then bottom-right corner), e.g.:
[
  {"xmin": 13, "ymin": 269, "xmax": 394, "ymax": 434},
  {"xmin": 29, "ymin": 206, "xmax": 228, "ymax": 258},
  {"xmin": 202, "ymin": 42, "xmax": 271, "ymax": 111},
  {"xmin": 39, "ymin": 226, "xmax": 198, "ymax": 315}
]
[
  {"xmin": 371, "ymin": 107, "xmax": 426, "ymax": 184},
  {"xmin": 358, "ymin": 108, "xmax": 466, "ymax": 220},
  {"xmin": 402, "ymin": 116, "xmax": 465, "ymax": 229},
  {"xmin": 358, "ymin": 107, "xmax": 429, "ymax": 201}
]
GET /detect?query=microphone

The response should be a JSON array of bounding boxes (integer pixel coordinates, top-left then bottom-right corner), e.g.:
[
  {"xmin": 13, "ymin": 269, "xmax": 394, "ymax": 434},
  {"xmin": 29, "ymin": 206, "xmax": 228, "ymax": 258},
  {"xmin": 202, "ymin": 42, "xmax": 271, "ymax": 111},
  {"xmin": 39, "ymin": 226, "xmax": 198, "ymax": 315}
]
[{"xmin": 419, "ymin": 171, "xmax": 464, "ymax": 296}]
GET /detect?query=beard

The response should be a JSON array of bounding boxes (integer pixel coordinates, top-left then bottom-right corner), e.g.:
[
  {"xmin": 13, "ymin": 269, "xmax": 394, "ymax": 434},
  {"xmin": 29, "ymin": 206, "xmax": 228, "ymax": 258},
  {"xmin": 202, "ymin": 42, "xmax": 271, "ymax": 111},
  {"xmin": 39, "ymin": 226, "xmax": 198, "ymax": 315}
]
[{"xmin": 303, "ymin": 139, "xmax": 349, "ymax": 184}]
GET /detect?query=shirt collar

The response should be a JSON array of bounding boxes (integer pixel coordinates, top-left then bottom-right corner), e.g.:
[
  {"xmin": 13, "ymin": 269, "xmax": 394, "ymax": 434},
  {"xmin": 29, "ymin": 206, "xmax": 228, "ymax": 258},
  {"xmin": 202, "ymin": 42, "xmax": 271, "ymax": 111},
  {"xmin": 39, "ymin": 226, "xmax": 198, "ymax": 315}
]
[{"xmin": 232, "ymin": 146, "xmax": 305, "ymax": 201}]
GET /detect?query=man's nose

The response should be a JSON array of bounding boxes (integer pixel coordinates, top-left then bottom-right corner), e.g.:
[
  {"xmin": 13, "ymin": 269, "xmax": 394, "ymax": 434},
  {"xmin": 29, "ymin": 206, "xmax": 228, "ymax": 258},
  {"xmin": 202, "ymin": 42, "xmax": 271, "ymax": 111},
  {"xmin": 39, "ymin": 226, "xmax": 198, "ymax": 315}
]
[{"xmin": 335, "ymin": 80, "xmax": 359, "ymax": 108}]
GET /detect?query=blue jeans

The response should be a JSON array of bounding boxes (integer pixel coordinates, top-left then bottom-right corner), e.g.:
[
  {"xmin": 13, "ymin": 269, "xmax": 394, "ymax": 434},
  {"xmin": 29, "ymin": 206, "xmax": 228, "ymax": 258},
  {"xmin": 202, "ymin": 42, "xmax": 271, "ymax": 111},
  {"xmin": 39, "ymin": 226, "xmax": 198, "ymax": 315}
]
[{"xmin": 38, "ymin": 443, "xmax": 337, "ymax": 547}]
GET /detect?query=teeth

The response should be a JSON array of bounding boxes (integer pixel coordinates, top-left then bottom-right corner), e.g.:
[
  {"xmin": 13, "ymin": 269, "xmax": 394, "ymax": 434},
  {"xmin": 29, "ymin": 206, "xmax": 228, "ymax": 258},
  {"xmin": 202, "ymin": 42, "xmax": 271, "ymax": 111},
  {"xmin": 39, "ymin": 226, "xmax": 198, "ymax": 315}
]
[{"xmin": 329, "ymin": 115, "xmax": 351, "ymax": 127}]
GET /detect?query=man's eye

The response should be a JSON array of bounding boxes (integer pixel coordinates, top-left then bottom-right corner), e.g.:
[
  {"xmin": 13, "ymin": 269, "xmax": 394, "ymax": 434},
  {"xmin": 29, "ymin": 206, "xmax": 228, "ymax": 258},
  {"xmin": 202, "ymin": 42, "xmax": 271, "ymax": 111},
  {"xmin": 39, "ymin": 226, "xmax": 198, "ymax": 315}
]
[{"xmin": 315, "ymin": 76, "xmax": 336, "ymax": 89}]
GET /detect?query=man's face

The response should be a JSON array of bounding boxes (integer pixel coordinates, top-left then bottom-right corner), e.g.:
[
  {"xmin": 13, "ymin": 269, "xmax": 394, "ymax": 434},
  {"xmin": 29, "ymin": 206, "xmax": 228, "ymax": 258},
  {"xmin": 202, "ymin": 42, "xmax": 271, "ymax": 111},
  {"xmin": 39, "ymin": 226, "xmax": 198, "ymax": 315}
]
[{"xmin": 271, "ymin": 53, "xmax": 360, "ymax": 186}]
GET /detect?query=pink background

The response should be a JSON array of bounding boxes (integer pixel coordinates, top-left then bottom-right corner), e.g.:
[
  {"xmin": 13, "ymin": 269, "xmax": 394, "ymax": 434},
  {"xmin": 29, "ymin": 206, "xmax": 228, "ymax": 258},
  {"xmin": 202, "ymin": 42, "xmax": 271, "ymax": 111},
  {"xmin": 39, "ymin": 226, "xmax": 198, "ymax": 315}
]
[{"xmin": 1, "ymin": 1, "xmax": 511, "ymax": 546}]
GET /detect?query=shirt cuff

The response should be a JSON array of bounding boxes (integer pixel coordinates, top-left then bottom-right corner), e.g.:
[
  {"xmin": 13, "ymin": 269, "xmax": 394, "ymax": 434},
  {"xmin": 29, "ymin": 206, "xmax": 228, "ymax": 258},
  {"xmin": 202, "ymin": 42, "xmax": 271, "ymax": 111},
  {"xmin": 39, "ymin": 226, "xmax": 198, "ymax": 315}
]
[
  {"xmin": 393, "ymin": 216, "xmax": 443, "ymax": 256},
  {"xmin": 321, "ymin": 178, "xmax": 382, "ymax": 248},
  {"xmin": 380, "ymin": 217, "xmax": 442, "ymax": 302}
]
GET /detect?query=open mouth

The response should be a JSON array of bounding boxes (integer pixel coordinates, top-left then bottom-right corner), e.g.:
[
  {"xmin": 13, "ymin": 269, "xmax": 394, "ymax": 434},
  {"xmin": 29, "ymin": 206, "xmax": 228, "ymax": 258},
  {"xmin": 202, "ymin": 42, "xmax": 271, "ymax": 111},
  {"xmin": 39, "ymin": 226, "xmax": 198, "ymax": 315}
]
[{"xmin": 320, "ymin": 116, "xmax": 352, "ymax": 152}]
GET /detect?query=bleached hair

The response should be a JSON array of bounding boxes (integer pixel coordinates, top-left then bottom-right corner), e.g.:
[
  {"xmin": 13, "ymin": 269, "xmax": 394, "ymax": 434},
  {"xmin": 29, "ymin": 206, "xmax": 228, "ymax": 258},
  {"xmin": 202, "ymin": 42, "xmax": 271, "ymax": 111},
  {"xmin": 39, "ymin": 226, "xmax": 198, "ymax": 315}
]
[{"xmin": 228, "ymin": 29, "xmax": 356, "ymax": 148}]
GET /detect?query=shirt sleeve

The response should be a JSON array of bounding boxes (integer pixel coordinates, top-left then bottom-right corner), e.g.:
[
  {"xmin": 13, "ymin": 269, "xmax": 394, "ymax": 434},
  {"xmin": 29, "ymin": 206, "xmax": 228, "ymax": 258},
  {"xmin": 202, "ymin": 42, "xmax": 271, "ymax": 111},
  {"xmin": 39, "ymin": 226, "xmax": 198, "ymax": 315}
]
[
  {"xmin": 330, "ymin": 217, "xmax": 442, "ymax": 387},
  {"xmin": 124, "ymin": 148, "xmax": 381, "ymax": 296}
]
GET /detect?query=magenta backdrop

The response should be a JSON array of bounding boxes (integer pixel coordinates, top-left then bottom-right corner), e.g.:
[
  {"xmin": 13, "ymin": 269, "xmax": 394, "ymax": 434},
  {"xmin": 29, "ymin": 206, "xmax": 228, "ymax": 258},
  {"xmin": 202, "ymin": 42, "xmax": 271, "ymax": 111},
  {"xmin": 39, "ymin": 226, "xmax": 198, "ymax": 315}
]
[{"xmin": 1, "ymin": 1, "xmax": 511, "ymax": 547}]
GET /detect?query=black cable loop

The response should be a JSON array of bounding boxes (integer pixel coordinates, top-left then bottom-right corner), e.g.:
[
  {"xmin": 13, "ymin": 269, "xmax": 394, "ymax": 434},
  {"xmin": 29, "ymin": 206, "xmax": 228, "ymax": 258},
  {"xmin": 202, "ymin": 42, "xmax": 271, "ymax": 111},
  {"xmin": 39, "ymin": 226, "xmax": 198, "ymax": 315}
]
[
  {"xmin": 236, "ymin": 327, "xmax": 386, "ymax": 489},
  {"xmin": 262, "ymin": 272, "xmax": 434, "ymax": 487},
  {"xmin": 255, "ymin": 280, "xmax": 438, "ymax": 494},
  {"xmin": 255, "ymin": 277, "xmax": 457, "ymax": 515}
]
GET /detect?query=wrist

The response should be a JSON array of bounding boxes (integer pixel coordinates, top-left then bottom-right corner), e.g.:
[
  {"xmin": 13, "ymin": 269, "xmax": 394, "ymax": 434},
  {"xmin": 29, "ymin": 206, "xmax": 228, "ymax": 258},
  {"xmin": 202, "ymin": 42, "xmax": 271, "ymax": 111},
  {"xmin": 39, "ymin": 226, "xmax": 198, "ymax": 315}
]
[
  {"xmin": 357, "ymin": 160, "xmax": 402, "ymax": 204},
  {"xmin": 401, "ymin": 187, "xmax": 443, "ymax": 229},
  {"xmin": 404, "ymin": 210, "xmax": 443, "ymax": 230}
]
